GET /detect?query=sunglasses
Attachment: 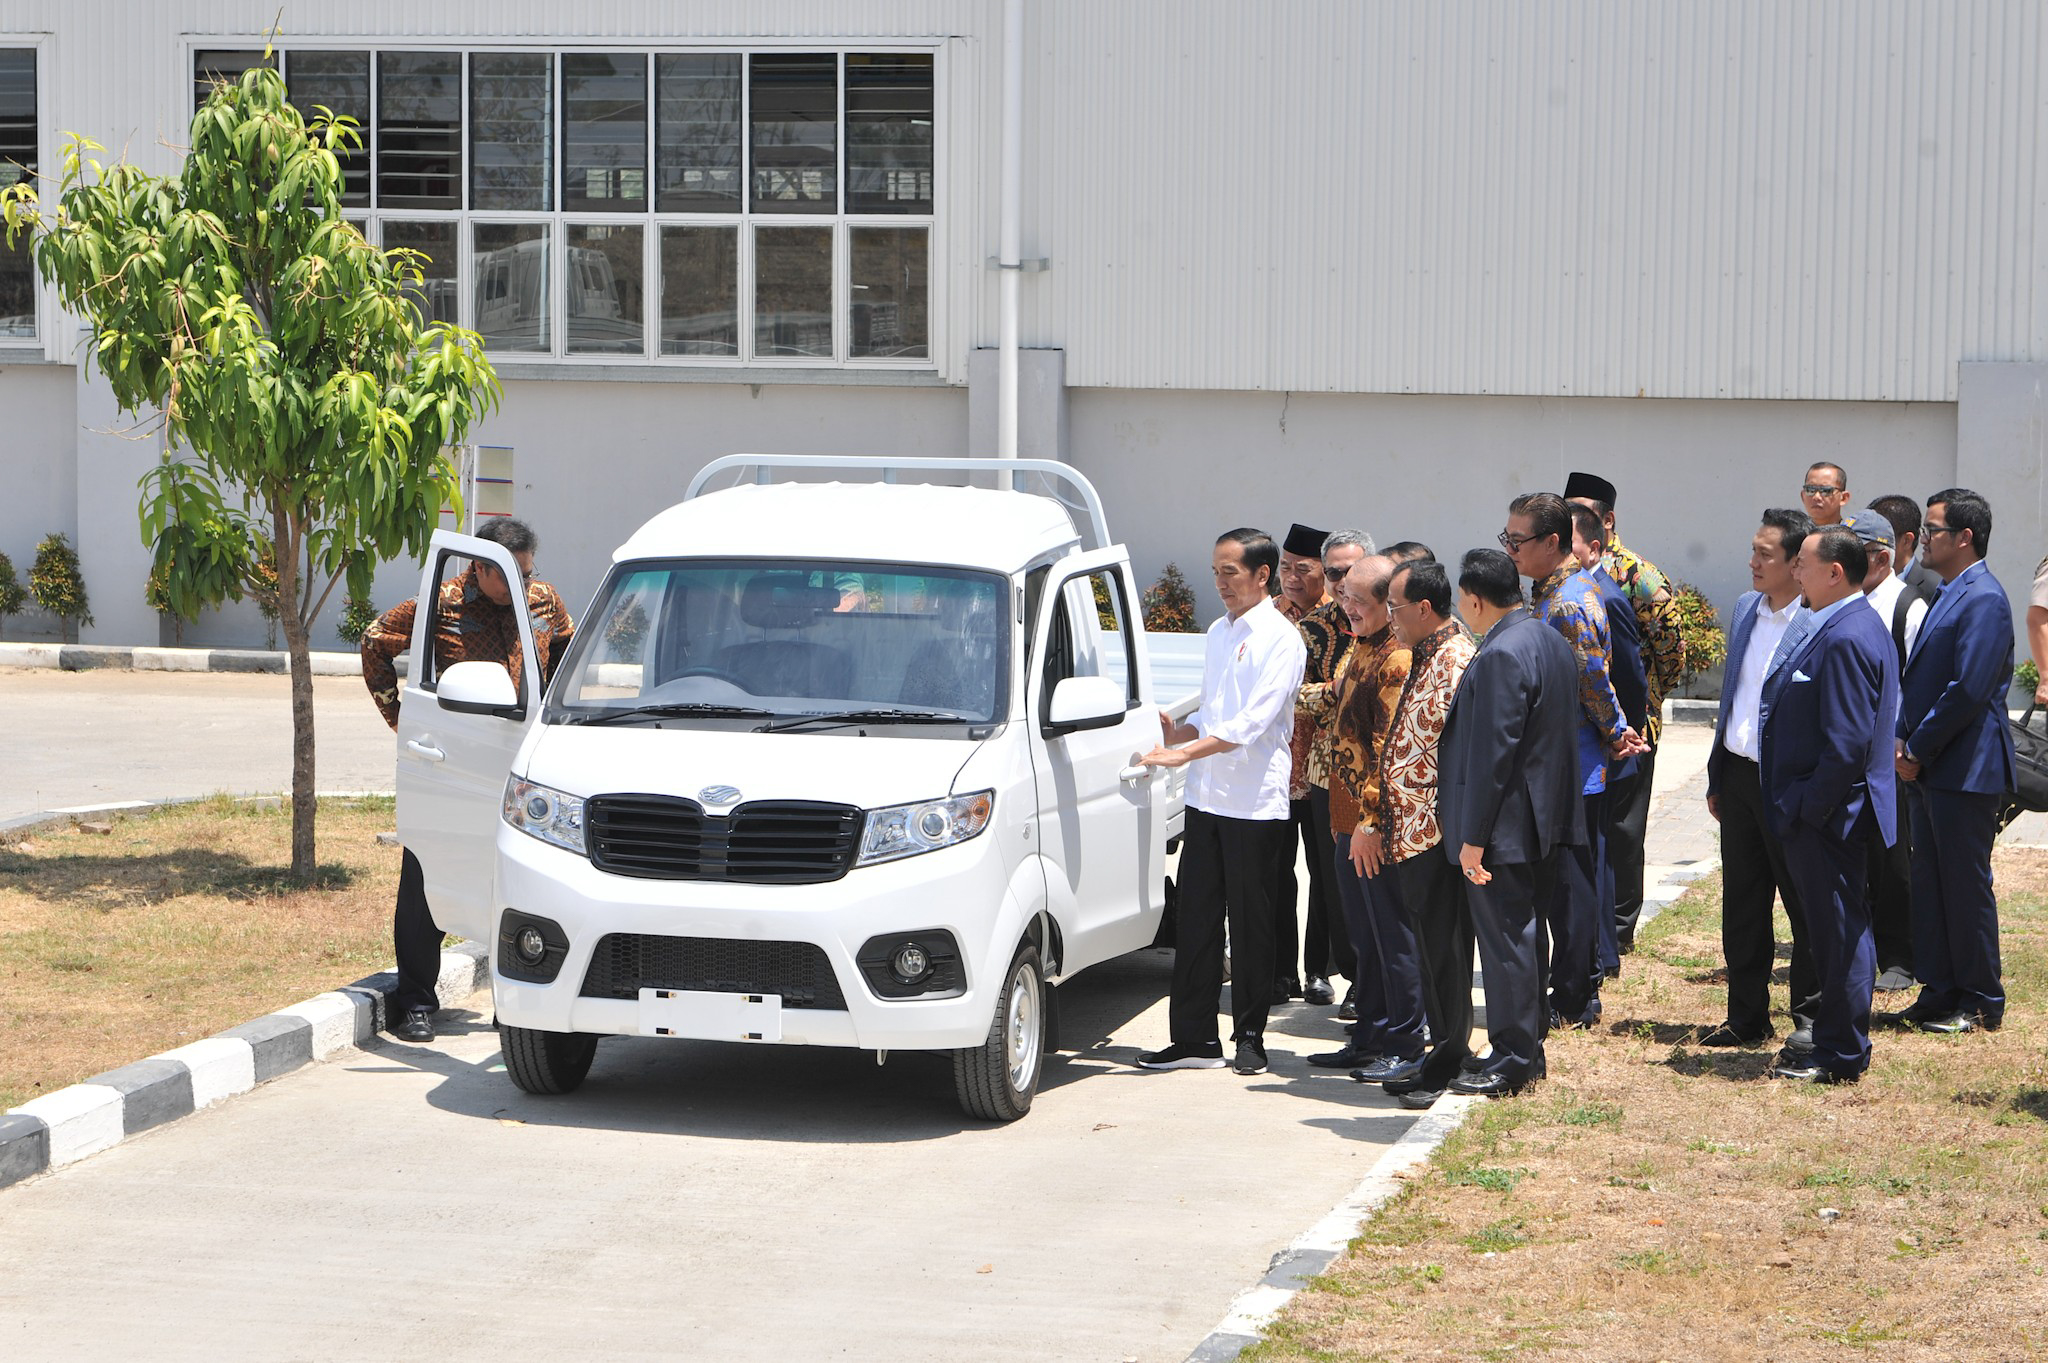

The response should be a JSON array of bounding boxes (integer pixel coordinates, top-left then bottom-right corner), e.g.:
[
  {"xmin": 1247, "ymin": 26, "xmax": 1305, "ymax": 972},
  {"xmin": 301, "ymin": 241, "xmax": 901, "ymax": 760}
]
[{"xmin": 1800, "ymin": 484, "xmax": 1845, "ymax": 496}]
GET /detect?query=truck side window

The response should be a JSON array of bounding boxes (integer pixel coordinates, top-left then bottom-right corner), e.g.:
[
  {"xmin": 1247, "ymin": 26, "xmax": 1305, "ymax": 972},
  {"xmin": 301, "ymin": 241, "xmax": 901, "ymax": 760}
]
[
  {"xmin": 419, "ymin": 549, "xmax": 525, "ymax": 702},
  {"xmin": 1042, "ymin": 569, "xmax": 1137, "ymax": 704}
]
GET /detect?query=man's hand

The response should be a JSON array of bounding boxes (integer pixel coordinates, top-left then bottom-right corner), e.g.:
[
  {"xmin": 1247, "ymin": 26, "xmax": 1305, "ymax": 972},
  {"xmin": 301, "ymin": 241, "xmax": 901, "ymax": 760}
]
[
  {"xmin": 1611, "ymin": 726, "xmax": 1651, "ymax": 760},
  {"xmin": 1706, "ymin": 793, "xmax": 1720, "ymax": 823},
  {"xmin": 2035, "ymin": 678, "xmax": 2047, "ymax": 707},
  {"xmin": 1351, "ymin": 826, "xmax": 1384, "ymax": 878},
  {"xmin": 1459, "ymin": 842, "xmax": 1490, "ymax": 886},
  {"xmin": 1894, "ymin": 738, "xmax": 1921, "ymax": 783},
  {"xmin": 1138, "ymin": 744, "xmax": 1192, "ymax": 770},
  {"xmin": 1157, "ymin": 710, "xmax": 1195, "ymax": 747}
]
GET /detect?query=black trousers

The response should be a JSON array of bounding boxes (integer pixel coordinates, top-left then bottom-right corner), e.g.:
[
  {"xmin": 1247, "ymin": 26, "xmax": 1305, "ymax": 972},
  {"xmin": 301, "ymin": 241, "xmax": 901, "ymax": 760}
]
[
  {"xmin": 394, "ymin": 848, "xmax": 446, "ymax": 1015},
  {"xmin": 1465, "ymin": 850, "xmax": 1560, "ymax": 1086},
  {"xmin": 1607, "ymin": 748, "xmax": 1654, "ymax": 952},
  {"xmin": 1544, "ymin": 792, "xmax": 1606, "ymax": 1025},
  {"xmin": 1866, "ymin": 781, "xmax": 1914, "ymax": 974},
  {"xmin": 1392, "ymin": 851, "xmax": 1475, "ymax": 1090},
  {"xmin": 1717, "ymin": 753, "xmax": 1818, "ymax": 1036},
  {"xmin": 1781, "ymin": 817, "xmax": 1877, "ymax": 1079},
  {"xmin": 1329, "ymin": 842, "xmax": 1393, "ymax": 1052},
  {"xmin": 1906, "ymin": 785, "xmax": 2005, "ymax": 1022},
  {"xmin": 1348, "ymin": 843, "xmax": 1428, "ymax": 1058},
  {"xmin": 1271, "ymin": 798, "xmax": 1307, "ymax": 989},
  {"xmin": 1303, "ymin": 785, "xmax": 1351, "ymax": 979},
  {"xmin": 1171, "ymin": 808, "xmax": 1289, "ymax": 1045}
]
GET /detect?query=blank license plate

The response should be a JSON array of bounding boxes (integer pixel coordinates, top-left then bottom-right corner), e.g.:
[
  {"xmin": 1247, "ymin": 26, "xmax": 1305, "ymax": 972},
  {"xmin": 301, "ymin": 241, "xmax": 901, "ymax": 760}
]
[{"xmin": 637, "ymin": 988, "xmax": 784, "ymax": 1043}]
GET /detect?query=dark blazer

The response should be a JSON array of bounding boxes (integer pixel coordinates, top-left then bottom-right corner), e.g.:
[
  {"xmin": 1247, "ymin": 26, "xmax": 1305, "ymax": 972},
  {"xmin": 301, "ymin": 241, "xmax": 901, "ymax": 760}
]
[
  {"xmin": 1761, "ymin": 594, "xmax": 1899, "ymax": 846},
  {"xmin": 1439, "ymin": 606, "xmax": 1587, "ymax": 864},
  {"xmin": 1898, "ymin": 560, "xmax": 2016, "ymax": 795},
  {"xmin": 1593, "ymin": 565, "xmax": 1647, "ymax": 783},
  {"xmin": 1705, "ymin": 589, "xmax": 1765, "ymax": 801}
]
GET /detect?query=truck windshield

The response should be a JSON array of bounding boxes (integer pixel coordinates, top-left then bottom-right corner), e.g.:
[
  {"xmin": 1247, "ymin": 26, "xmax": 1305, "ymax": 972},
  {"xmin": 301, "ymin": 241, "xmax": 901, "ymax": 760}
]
[{"xmin": 549, "ymin": 560, "xmax": 1010, "ymax": 727}]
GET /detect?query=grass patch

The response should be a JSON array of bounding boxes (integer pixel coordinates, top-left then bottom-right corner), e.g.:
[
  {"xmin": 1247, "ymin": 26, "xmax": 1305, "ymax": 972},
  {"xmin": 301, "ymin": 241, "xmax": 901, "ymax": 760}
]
[
  {"xmin": 1250, "ymin": 857, "xmax": 2048, "ymax": 1361},
  {"xmin": 0, "ymin": 796, "xmax": 405, "ymax": 1111}
]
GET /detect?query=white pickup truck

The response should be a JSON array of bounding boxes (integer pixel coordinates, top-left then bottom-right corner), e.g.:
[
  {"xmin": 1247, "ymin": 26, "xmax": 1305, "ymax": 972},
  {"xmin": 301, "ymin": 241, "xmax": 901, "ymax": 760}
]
[{"xmin": 395, "ymin": 456, "xmax": 1202, "ymax": 1121}]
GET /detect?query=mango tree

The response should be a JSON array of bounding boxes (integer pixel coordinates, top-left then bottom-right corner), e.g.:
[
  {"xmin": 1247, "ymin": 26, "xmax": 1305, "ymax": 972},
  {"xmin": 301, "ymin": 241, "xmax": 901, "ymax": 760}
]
[{"xmin": 2, "ymin": 57, "xmax": 500, "ymax": 879}]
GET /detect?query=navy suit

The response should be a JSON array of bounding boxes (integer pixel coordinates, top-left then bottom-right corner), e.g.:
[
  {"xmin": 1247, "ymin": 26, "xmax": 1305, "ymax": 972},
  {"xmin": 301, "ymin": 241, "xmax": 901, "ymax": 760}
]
[
  {"xmin": 1897, "ymin": 559, "xmax": 2016, "ymax": 1022},
  {"xmin": 1704, "ymin": 591, "xmax": 1816, "ymax": 1039},
  {"xmin": 1591, "ymin": 566, "xmax": 1647, "ymax": 978},
  {"xmin": 1762, "ymin": 594, "xmax": 1899, "ymax": 1078},
  {"xmin": 1439, "ymin": 607, "xmax": 1586, "ymax": 1085}
]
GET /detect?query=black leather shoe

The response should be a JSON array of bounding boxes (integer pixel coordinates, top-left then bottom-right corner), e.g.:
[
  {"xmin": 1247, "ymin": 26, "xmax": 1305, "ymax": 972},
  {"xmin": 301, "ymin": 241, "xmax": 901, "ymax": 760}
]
[
  {"xmin": 1696, "ymin": 1021, "xmax": 1773, "ymax": 1047},
  {"xmin": 1303, "ymin": 976, "xmax": 1335, "ymax": 1005},
  {"xmin": 1352, "ymin": 1054, "xmax": 1427, "ymax": 1084},
  {"xmin": 1307, "ymin": 1045, "xmax": 1380, "ymax": 1069},
  {"xmin": 1335, "ymin": 984, "xmax": 1358, "ymax": 1022},
  {"xmin": 1916, "ymin": 1012, "xmax": 1981, "ymax": 1035},
  {"xmin": 392, "ymin": 1006, "xmax": 434, "ymax": 1043},
  {"xmin": 1770, "ymin": 1059, "xmax": 1856, "ymax": 1084},
  {"xmin": 1448, "ymin": 1070, "xmax": 1529, "ymax": 1098},
  {"xmin": 1782, "ymin": 1026, "xmax": 1814, "ymax": 1054},
  {"xmin": 1891, "ymin": 995, "xmax": 1947, "ymax": 1025},
  {"xmin": 1395, "ymin": 1087, "xmax": 1443, "ymax": 1110}
]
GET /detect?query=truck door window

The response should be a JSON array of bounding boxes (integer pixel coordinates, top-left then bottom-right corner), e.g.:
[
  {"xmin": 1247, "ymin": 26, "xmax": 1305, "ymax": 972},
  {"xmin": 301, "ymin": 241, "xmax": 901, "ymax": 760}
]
[
  {"xmin": 419, "ymin": 548, "xmax": 527, "ymax": 706},
  {"xmin": 1042, "ymin": 568, "xmax": 1137, "ymax": 704}
]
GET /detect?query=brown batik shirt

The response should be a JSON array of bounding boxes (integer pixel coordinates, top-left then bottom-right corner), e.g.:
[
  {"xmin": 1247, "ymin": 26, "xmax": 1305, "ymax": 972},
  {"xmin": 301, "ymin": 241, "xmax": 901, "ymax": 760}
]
[
  {"xmin": 1325, "ymin": 623, "xmax": 1413, "ymax": 839},
  {"xmin": 361, "ymin": 564, "xmax": 577, "ymax": 729},
  {"xmin": 1290, "ymin": 597, "xmax": 1353, "ymax": 798}
]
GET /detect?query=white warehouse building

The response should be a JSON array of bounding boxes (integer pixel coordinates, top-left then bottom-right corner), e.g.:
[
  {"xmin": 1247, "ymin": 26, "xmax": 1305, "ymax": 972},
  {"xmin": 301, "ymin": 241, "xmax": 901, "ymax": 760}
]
[{"xmin": 0, "ymin": 0, "xmax": 2043, "ymax": 659}]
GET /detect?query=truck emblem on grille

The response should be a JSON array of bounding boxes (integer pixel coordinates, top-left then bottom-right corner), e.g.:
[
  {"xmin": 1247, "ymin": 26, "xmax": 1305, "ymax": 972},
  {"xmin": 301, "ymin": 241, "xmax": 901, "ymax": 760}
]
[{"xmin": 698, "ymin": 785, "xmax": 743, "ymax": 807}]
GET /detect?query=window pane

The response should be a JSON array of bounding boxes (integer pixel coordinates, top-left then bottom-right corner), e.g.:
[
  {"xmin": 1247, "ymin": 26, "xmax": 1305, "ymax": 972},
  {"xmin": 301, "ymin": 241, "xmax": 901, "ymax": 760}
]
[
  {"xmin": 284, "ymin": 51, "xmax": 370, "ymax": 207},
  {"xmin": 0, "ymin": 50, "xmax": 33, "ymax": 337},
  {"xmin": 654, "ymin": 54, "xmax": 739, "ymax": 212},
  {"xmin": 469, "ymin": 53, "xmax": 553, "ymax": 211},
  {"xmin": 750, "ymin": 54, "xmax": 836, "ymax": 214},
  {"xmin": 845, "ymin": 54, "xmax": 932, "ymax": 214},
  {"xmin": 566, "ymin": 223, "xmax": 644, "ymax": 356},
  {"xmin": 378, "ymin": 52, "xmax": 462, "ymax": 210},
  {"xmin": 849, "ymin": 227, "xmax": 927, "ymax": 359},
  {"xmin": 563, "ymin": 54, "xmax": 647, "ymax": 213},
  {"xmin": 658, "ymin": 226, "xmax": 738, "ymax": 357},
  {"xmin": 383, "ymin": 219, "xmax": 459, "ymax": 328},
  {"xmin": 472, "ymin": 222, "xmax": 551, "ymax": 352},
  {"xmin": 753, "ymin": 226, "xmax": 833, "ymax": 358},
  {"xmin": 194, "ymin": 50, "xmax": 271, "ymax": 112}
]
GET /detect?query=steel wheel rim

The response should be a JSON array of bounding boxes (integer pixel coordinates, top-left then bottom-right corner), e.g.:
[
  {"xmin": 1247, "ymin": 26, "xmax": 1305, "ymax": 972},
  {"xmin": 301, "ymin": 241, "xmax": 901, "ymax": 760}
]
[{"xmin": 1006, "ymin": 962, "xmax": 1041, "ymax": 1093}]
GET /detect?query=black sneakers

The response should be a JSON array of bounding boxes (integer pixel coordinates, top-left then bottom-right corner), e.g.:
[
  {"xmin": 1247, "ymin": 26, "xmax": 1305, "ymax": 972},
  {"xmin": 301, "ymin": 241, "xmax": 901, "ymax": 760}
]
[
  {"xmin": 1136, "ymin": 1041, "xmax": 1227, "ymax": 1070},
  {"xmin": 391, "ymin": 1006, "xmax": 435, "ymax": 1043},
  {"xmin": 1231, "ymin": 1035, "xmax": 1268, "ymax": 1075}
]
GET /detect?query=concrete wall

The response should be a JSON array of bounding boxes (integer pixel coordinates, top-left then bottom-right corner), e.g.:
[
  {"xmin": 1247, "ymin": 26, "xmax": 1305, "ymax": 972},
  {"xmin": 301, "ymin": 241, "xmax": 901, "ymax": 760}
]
[
  {"xmin": 1067, "ymin": 389, "xmax": 1961, "ymax": 642},
  {"xmin": 0, "ymin": 362, "xmax": 80, "ymax": 642}
]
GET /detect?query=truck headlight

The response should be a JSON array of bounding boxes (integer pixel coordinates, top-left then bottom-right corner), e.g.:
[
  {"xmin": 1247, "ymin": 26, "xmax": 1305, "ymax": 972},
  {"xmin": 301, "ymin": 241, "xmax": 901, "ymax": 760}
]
[
  {"xmin": 857, "ymin": 791, "xmax": 994, "ymax": 866},
  {"xmin": 503, "ymin": 776, "xmax": 587, "ymax": 855}
]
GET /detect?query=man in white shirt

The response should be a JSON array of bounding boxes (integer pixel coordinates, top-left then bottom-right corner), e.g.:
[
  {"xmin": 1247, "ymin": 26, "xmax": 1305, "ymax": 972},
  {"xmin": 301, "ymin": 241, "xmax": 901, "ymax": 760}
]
[
  {"xmin": 1135, "ymin": 528, "xmax": 1308, "ymax": 1075},
  {"xmin": 1700, "ymin": 507, "xmax": 1820, "ymax": 1047},
  {"xmin": 1844, "ymin": 509, "xmax": 1922, "ymax": 991}
]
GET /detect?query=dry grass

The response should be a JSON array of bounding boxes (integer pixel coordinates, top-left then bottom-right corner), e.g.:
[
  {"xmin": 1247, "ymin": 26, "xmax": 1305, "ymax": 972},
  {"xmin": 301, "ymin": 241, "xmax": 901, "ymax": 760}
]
[
  {"xmin": 0, "ymin": 796, "xmax": 403, "ymax": 1112},
  {"xmin": 1247, "ymin": 854, "xmax": 2048, "ymax": 1363}
]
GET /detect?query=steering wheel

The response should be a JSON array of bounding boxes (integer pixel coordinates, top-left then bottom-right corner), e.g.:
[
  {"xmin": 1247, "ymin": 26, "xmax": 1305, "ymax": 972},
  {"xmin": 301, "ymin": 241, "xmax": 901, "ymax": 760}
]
[{"xmin": 669, "ymin": 666, "xmax": 754, "ymax": 692}]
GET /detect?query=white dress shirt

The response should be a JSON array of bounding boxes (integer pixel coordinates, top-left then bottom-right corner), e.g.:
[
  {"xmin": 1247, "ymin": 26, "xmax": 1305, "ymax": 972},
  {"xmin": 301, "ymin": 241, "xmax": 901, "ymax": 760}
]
[
  {"xmin": 1864, "ymin": 571, "xmax": 1926, "ymax": 662},
  {"xmin": 1723, "ymin": 593, "xmax": 1800, "ymax": 762},
  {"xmin": 1185, "ymin": 596, "xmax": 1308, "ymax": 821}
]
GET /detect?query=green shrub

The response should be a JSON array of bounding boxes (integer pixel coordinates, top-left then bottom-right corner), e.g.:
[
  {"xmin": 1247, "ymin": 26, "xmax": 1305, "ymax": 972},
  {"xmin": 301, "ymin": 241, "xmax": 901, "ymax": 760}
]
[
  {"xmin": 28, "ymin": 532, "xmax": 91, "ymax": 631},
  {"xmin": 337, "ymin": 595, "xmax": 378, "ymax": 646},
  {"xmin": 0, "ymin": 550, "xmax": 22, "ymax": 633},
  {"xmin": 1141, "ymin": 562, "xmax": 1199, "ymax": 633},
  {"xmin": 1668, "ymin": 581, "xmax": 1725, "ymax": 685}
]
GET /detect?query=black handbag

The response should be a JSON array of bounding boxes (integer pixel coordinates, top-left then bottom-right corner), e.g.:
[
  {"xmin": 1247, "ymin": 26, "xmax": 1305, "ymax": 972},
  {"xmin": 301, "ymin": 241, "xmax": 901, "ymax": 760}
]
[{"xmin": 2001, "ymin": 703, "xmax": 2048, "ymax": 829}]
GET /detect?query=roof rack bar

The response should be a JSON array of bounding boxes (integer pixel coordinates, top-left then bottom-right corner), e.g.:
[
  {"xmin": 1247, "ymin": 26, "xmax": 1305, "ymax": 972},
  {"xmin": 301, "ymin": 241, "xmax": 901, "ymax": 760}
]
[{"xmin": 685, "ymin": 455, "xmax": 1113, "ymax": 553}]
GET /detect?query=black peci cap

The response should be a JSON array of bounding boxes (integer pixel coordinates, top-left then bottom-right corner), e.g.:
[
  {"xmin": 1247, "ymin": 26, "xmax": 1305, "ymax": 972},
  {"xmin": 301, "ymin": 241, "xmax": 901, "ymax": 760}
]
[
  {"xmin": 1563, "ymin": 471, "xmax": 1618, "ymax": 507},
  {"xmin": 1283, "ymin": 523, "xmax": 1331, "ymax": 558}
]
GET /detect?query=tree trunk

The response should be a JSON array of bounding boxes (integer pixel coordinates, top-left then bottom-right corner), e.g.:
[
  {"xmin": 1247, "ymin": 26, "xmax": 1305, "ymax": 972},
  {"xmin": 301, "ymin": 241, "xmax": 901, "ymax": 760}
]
[{"xmin": 284, "ymin": 602, "xmax": 316, "ymax": 880}]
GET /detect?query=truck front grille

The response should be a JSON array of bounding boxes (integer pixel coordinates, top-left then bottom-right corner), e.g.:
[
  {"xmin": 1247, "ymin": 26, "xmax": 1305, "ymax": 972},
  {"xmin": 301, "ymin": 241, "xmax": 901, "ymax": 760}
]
[
  {"xmin": 584, "ymin": 794, "xmax": 861, "ymax": 883},
  {"xmin": 578, "ymin": 934, "xmax": 848, "ymax": 1009}
]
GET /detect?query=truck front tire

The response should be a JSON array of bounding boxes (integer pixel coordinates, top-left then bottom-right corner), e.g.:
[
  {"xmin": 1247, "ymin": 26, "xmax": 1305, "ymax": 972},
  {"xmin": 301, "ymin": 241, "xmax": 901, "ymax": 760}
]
[
  {"xmin": 502, "ymin": 1024, "xmax": 600, "ymax": 1095},
  {"xmin": 953, "ymin": 941, "xmax": 1044, "ymax": 1121}
]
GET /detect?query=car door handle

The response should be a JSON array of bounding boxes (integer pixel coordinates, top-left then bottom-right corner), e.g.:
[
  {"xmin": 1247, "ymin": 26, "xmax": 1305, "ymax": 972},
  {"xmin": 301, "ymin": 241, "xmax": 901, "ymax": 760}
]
[
  {"xmin": 1118, "ymin": 764, "xmax": 1157, "ymax": 785},
  {"xmin": 405, "ymin": 739, "xmax": 446, "ymax": 763}
]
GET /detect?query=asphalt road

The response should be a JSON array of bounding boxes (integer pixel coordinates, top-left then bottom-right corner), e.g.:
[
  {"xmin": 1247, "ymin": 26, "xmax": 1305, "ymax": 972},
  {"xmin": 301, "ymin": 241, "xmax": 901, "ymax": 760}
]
[{"xmin": 0, "ymin": 667, "xmax": 397, "ymax": 820}]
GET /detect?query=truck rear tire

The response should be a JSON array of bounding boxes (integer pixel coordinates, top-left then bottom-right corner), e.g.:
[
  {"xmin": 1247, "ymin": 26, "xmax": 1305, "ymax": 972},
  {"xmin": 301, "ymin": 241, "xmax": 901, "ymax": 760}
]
[
  {"xmin": 953, "ymin": 941, "xmax": 1044, "ymax": 1122},
  {"xmin": 502, "ymin": 1024, "xmax": 599, "ymax": 1095}
]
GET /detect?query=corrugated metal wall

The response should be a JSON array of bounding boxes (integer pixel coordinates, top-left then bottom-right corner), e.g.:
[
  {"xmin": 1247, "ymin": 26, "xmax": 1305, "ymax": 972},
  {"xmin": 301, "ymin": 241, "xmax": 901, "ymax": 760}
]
[{"xmin": 10, "ymin": 0, "xmax": 2045, "ymax": 400}]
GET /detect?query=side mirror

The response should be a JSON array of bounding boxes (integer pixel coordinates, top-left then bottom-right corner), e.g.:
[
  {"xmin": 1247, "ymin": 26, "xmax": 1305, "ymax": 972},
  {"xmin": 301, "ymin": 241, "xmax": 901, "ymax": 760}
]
[
  {"xmin": 1046, "ymin": 675, "xmax": 1128, "ymax": 736},
  {"xmin": 438, "ymin": 660, "xmax": 521, "ymax": 718}
]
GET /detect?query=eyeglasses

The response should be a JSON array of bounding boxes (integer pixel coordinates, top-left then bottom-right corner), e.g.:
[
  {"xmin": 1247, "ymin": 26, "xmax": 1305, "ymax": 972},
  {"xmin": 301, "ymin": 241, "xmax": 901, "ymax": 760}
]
[
  {"xmin": 1800, "ymin": 483, "xmax": 1845, "ymax": 497},
  {"xmin": 1923, "ymin": 524, "xmax": 1960, "ymax": 537},
  {"xmin": 1322, "ymin": 565, "xmax": 1348, "ymax": 581},
  {"xmin": 480, "ymin": 559, "xmax": 534, "ymax": 583},
  {"xmin": 1389, "ymin": 599, "xmax": 1428, "ymax": 615},
  {"xmin": 1497, "ymin": 530, "xmax": 1536, "ymax": 552}
]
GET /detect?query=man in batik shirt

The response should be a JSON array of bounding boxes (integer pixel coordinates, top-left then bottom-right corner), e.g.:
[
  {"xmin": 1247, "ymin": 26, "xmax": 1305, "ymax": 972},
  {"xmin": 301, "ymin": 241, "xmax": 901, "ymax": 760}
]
[
  {"xmin": 1501, "ymin": 493, "xmax": 1647, "ymax": 1029},
  {"xmin": 1566, "ymin": 471, "xmax": 1682, "ymax": 957},
  {"xmin": 361, "ymin": 517, "xmax": 577, "ymax": 1043}
]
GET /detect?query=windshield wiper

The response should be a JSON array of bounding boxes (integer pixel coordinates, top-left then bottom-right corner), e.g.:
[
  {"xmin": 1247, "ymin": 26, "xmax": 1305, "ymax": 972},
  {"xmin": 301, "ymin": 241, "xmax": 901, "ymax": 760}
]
[
  {"xmin": 567, "ymin": 702, "xmax": 777, "ymax": 727},
  {"xmin": 756, "ymin": 708, "xmax": 975, "ymax": 734}
]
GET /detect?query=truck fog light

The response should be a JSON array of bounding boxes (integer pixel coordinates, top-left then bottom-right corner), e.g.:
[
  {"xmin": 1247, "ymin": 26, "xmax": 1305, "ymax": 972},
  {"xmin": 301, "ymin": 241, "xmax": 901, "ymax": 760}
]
[
  {"xmin": 916, "ymin": 807, "xmax": 950, "ymax": 840},
  {"xmin": 891, "ymin": 943, "xmax": 932, "ymax": 984},
  {"xmin": 515, "ymin": 925, "xmax": 548, "ymax": 966}
]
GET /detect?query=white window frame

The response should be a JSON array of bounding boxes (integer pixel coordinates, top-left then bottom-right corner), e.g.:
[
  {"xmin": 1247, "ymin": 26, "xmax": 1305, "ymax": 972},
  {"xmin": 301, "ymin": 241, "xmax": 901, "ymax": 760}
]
[
  {"xmin": 0, "ymin": 35, "xmax": 52, "ymax": 356},
  {"xmin": 179, "ymin": 37, "xmax": 941, "ymax": 374}
]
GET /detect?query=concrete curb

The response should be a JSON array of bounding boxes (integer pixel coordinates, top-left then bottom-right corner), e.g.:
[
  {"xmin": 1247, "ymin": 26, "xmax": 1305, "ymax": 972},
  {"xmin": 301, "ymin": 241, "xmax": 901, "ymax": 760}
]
[
  {"xmin": 0, "ymin": 641, "xmax": 390, "ymax": 678},
  {"xmin": 0, "ymin": 944, "xmax": 487, "ymax": 1190},
  {"xmin": 1180, "ymin": 852, "xmax": 1719, "ymax": 1362},
  {"xmin": 0, "ymin": 793, "xmax": 394, "ymax": 839}
]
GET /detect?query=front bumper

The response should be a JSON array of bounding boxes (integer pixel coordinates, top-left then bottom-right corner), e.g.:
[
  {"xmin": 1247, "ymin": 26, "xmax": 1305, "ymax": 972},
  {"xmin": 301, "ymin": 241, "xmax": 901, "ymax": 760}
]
[{"xmin": 489, "ymin": 825, "xmax": 1018, "ymax": 1051}]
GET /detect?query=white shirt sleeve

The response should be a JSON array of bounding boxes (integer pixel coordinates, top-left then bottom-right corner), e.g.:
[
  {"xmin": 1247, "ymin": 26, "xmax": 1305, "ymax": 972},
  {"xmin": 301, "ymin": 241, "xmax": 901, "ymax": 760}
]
[{"xmin": 1204, "ymin": 626, "xmax": 1307, "ymax": 748}]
